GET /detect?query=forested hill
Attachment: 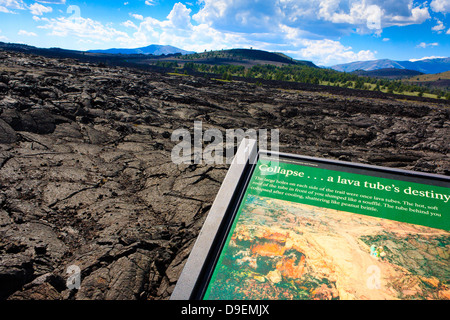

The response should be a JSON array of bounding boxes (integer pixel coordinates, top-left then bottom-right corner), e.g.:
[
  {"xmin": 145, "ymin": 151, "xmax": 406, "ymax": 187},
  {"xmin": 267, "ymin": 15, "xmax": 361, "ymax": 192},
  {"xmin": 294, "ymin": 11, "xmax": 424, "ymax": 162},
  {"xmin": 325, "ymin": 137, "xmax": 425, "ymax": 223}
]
[
  {"xmin": 180, "ymin": 48, "xmax": 317, "ymax": 67},
  {"xmin": 351, "ymin": 68, "xmax": 424, "ymax": 80}
]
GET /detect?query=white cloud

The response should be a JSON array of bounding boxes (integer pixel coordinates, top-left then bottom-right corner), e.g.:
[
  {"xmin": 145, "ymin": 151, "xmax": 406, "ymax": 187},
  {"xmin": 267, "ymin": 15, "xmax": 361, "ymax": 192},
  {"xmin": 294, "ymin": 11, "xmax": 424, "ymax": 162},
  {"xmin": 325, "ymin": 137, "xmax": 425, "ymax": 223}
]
[
  {"xmin": 382, "ymin": 38, "xmax": 390, "ymax": 41},
  {"xmin": 298, "ymin": 39, "xmax": 376, "ymax": 66},
  {"xmin": 319, "ymin": 1, "xmax": 383, "ymax": 32},
  {"xmin": 36, "ymin": 0, "xmax": 65, "ymax": 3},
  {"xmin": 130, "ymin": 13, "xmax": 144, "ymax": 20},
  {"xmin": 167, "ymin": 2, "xmax": 192, "ymax": 29},
  {"xmin": 278, "ymin": 24, "xmax": 313, "ymax": 43},
  {"xmin": 385, "ymin": 4, "xmax": 430, "ymax": 28},
  {"xmin": 29, "ymin": 2, "xmax": 52, "ymax": 15},
  {"xmin": 145, "ymin": 0, "xmax": 156, "ymax": 6},
  {"xmin": 416, "ymin": 42, "xmax": 439, "ymax": 48},
  {"xmin": 194, "ymin": 0, "xmax": 431, "ymax": 37},
  {"xmin": 37, "ymin": 16, "xmax": 131, "ymax": 43},
  {"xmin": 193, "ymin": 0, "xmax": 287, "ymax": 34},
  {"xmin": 18, "ymin": 29, "xmax": 37, "ymax": 36},
  {"xmin": 409, "ymin": 56, "xmax": 446, "ymax": 62},
  {"xmin": 121, "ymin": 20, "xmax": 138, "ymax": 30},
  {"xmin": 430, "ymin": 0, "xmax": 450, "ymax": 13},
  {"xmin": 0, "ymin": 0, "xmax": 26, "ymax": 13},
  {"xmin": 432, "ymin": 19, "xmax": 446, "ymax": 32},
  {"xmin": 0, "ymin": 0, "xmax": 25, "ymax": 8}
]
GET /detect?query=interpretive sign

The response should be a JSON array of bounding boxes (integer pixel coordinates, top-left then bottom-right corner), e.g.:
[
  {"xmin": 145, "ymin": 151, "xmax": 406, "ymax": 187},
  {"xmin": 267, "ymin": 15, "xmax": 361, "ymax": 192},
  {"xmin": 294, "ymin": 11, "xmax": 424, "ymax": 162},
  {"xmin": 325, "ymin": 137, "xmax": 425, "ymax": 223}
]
[{"xmin": 171, "ymin": 139, "xmax": 450, "ymax": 300}]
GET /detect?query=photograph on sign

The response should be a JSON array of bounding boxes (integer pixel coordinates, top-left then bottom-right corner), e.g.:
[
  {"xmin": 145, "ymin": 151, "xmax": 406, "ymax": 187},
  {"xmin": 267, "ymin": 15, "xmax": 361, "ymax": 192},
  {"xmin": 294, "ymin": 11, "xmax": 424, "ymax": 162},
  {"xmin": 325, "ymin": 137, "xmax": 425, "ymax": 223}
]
[{"xmin": 196, "ymin": 152, "xmax": 450, "ymax": 300}]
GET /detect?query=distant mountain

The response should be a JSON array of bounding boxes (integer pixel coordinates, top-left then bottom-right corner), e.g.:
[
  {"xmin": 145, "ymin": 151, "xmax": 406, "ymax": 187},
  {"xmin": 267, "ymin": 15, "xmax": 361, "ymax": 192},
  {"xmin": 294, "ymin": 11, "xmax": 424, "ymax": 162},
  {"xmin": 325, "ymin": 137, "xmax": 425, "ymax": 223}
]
[
  {"xmin": 88, "ymin": 44, "xmax": 195, "ymax": 55},
  {"xmin": 352, "ymin": 68, "xmax": 424, "ymax": 79},
  {"xmin": 332, "ymin": 59, "xmax": 404, "ymax": 72},
  {"xmin": 332, "ymin": 57, "xmax": 450, "ymax": 74}
]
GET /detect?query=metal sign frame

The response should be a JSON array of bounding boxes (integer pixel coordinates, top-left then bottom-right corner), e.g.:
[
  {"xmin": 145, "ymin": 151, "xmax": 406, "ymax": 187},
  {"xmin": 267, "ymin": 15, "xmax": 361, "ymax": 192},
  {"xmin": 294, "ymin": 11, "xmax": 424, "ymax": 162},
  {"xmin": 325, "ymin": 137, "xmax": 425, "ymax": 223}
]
[{"xmin": 171, "ymin": 139, "xmax": 450, "ymax": 300}]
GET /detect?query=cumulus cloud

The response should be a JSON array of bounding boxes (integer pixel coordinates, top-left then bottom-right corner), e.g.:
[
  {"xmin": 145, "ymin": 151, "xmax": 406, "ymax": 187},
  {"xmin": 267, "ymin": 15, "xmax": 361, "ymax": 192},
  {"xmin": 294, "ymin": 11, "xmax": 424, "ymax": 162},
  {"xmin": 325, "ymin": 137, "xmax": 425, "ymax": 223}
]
[
  {"xmin": 298, "ymin": 39, "xmax": 376, "ymax": 65},
  {"xmin": 385, "ymin": 4, "xmax": 430, "ymax": 27},
  {"xmin": 330, "ymin": 0, "xmax": 430, "ymax": 28},
  {"xmin": 430, "ymin": 0, "xmax": 450, "ymax": 13},
  {"xmin": 318, "ymin": 1, "xmax": 383, "ymax": 31},
  {"xmin": 167, "ymin": 2, "xmax": 192, "ymax": 29},
  {"xmin": 432, "ymin": 19, "xmax": 446, "ymax": 32},
  {"xmin": 130, "ymin": 13, "xmax": 143, "ymax": 20},
  {"xmin": 194, "ymin": 0, "xmax": 289, "ymax": 33},
  {"xmin": 29, "ymin": 2, "xmax": 52, "ymax": 15},
  {"xmin": 36, "ymin": 0, "xmax": 65, "ymax": 3},
  {"xmin": 194, "ymin": 0, "xmax": 431, "ymax": 37},
  {"xmin": 38, "ymin": 16, "xmax": 130, "ymax": 43},
  {"xmin": 121, "ymin": 20, "xmax": 138, "ymax": 30},
  {"xmin": 0, "ymin": 1, "xmax": 55, "ymax": 14},
  {"xmin": 0, "ymin": 0, "xmax": 25, "ymax": 8},
  {"xmin": 0, "ymin": 0, "xmax": 26, "ymax": 13}
]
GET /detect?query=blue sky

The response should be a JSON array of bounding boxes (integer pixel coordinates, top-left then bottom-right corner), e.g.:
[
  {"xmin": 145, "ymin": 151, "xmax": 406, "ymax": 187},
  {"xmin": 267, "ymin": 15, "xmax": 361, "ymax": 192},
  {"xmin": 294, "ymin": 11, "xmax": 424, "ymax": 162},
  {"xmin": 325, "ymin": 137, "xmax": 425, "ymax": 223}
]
[{"xmin": 0, "ymin": 0, "xmax": 449, "ymax": 66}]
